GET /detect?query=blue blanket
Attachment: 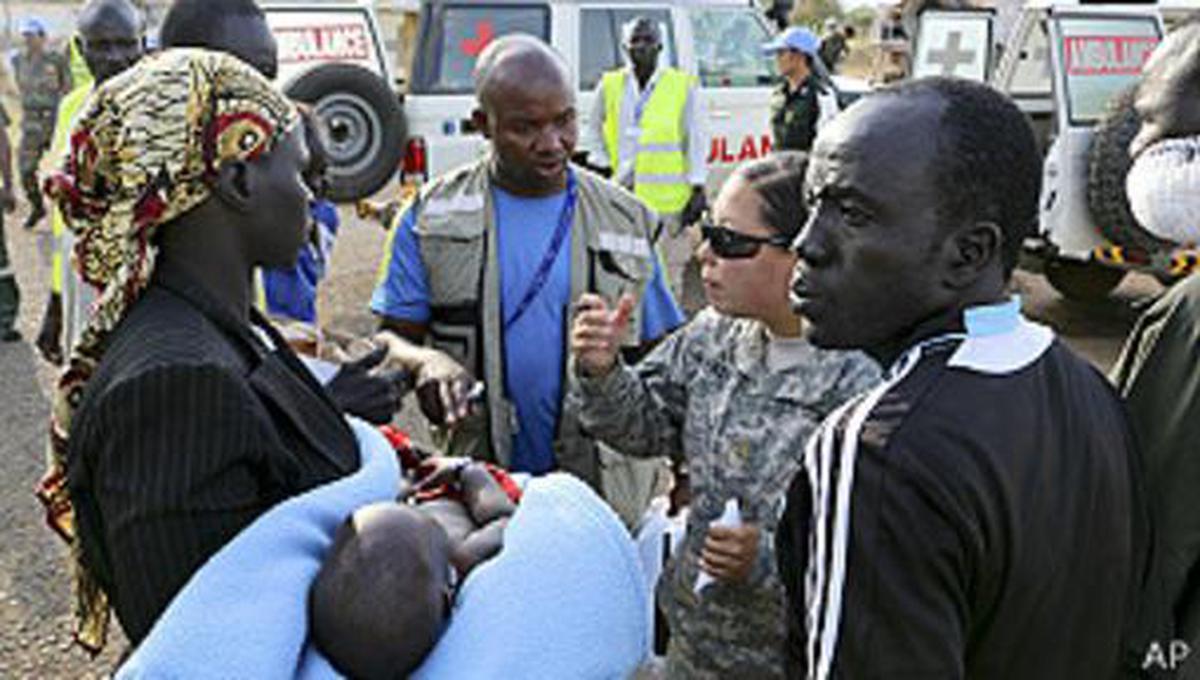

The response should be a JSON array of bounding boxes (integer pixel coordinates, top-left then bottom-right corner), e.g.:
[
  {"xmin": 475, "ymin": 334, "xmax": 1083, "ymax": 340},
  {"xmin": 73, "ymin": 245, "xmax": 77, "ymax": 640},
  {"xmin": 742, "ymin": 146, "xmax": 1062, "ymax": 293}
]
[
  {"xmin": 119, "ymin": 429, "xmax": 648, "ymax": 679},
  {"xmin": 407, "ymin": 473, "xmax": 648, "ymax": 678},
  {"xmin": 118, "ymin": 418, "xmax": 401, "ymax": 680}
]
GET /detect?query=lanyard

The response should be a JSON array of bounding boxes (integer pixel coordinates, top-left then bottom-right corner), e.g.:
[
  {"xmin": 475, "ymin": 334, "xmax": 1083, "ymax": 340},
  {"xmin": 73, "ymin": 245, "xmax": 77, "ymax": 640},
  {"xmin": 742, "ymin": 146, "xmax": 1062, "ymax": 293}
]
[
  {"xmin": 503, "ymin": 170, "xmax": 578, "ymax": 331},
  {"xmin": 633, "ymin": 81, "xmax": 655, "ymax": 127}
]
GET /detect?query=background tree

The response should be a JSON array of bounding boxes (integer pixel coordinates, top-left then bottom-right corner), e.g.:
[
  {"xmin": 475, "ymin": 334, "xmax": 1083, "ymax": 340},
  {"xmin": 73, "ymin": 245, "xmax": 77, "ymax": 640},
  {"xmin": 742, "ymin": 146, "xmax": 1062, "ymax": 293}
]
[{"xmin": 790, "ymin": 0, "xmax": 842, "ymax": 30}]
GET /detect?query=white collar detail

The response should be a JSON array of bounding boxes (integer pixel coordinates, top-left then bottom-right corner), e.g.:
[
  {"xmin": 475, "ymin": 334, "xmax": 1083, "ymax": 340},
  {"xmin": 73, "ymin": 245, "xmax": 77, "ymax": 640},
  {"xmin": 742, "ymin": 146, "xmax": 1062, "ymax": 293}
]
[{"xmin": 946, "ymin": 296, "xmax": 1054, "ymax": 375}]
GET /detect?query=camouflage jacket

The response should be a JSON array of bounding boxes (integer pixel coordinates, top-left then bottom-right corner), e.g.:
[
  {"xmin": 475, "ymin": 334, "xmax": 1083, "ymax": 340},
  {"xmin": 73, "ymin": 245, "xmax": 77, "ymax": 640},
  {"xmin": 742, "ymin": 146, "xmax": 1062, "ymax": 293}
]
[
  {"xmin": 15, "ymin": 49, "xmax": 68, "ymax": 111},
  {"xmin": 571, "ymin": 309, "xmax": 879, "ymax": 678}
]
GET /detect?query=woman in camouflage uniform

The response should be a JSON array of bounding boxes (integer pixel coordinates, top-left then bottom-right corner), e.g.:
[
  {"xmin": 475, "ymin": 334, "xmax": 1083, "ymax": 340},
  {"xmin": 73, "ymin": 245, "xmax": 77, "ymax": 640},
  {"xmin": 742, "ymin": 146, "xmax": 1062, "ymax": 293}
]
[{"xmin": 569, "ymin": 153, "xmax": 879, "ymax": 678}]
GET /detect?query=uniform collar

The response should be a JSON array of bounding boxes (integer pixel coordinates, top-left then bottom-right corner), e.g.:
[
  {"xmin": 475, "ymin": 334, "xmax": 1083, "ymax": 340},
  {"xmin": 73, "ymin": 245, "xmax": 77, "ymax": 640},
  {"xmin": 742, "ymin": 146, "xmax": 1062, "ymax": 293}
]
[
  {"xmin": 946, "ymin": 295, "xmax": 1054, "ymax": 375},
  {"xmin": 732, "ymin": 318, "xmax": 845, "ymax": 401},
  {"xmin": 625, "ymin": 63, "xmax": 664, "ymax": 93},
  {"xmin": 780, "ymin": 74, "xmax": 813, "ymax": 95},
  {"xmin": 732, "ymin": 319, "xmax": 768, "ymax": 375}
]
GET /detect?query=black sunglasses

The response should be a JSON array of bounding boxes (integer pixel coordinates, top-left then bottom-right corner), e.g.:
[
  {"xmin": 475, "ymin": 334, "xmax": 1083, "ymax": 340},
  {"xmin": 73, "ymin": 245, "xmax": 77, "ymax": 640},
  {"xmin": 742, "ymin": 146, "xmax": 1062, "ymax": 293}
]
[{"xmin": 699, "ymin": 221, "xmax": 793, "ymax": 259}]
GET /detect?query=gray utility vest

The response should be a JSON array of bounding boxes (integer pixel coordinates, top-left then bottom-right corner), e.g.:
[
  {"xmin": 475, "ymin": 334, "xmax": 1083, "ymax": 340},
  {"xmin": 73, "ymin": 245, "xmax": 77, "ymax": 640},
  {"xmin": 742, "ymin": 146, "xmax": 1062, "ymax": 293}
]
[{"xmin": 413, "ymin": 160, "xmax": 663, "ymax": 502}]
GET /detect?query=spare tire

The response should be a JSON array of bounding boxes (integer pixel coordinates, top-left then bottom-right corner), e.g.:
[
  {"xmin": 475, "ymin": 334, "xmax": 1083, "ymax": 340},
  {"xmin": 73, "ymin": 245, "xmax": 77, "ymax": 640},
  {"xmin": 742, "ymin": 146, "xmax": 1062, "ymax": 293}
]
[
  {"xmin": 286, "ymin": 63, "xmax": 406, "ymax": 202},
  {"xmin": 1086, "ymin": 84, "xmax": 1168, "ymax": 252}
]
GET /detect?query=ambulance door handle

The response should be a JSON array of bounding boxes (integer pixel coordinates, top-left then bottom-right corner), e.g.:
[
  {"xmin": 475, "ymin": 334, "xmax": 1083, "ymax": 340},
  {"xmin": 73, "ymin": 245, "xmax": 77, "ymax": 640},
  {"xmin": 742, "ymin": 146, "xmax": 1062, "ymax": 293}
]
[{"xmin": 710, "ymin": 110, "xmax": 732, "ymax": 120}]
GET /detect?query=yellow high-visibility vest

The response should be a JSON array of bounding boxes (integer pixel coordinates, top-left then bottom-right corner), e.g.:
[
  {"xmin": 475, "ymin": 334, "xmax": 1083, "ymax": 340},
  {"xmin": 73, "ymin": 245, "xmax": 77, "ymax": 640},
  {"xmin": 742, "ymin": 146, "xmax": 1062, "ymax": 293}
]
[
  {"xmin": 601, "ymin": 68, "xmax": 694, "ymax": 215},
  {"xmin": 49, "ymin": 84, "xmax": 91, "ymax": 294},
  {"xmin": 68, "ymin": 36, "xmax": 93, "ymax": 93}
]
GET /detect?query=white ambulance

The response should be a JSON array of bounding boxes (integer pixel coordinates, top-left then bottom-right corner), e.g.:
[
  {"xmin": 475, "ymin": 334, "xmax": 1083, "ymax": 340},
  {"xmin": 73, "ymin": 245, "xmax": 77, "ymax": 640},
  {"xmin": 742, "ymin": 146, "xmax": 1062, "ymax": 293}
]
[{"xmin": 399, "ymin": 0, "xmax": 863, "ymax": 198}]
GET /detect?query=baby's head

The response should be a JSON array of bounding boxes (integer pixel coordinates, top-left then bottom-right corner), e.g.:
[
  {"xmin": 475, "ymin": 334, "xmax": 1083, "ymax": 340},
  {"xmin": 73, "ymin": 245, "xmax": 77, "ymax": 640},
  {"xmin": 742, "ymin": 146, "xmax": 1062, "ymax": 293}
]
[{"xmin": 310, "ymin": 502, "xmax": 454, "ymax": 679}]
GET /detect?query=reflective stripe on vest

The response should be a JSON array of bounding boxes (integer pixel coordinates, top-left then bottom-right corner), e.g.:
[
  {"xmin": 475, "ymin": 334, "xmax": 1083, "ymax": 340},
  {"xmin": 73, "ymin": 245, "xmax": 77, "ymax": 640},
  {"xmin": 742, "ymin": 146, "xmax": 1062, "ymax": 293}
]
[
  {"xmin": 636, "ymin": 142, "xmax": 683, "ymax": 154},
  {"xmin": 51, "ymin": 238, "xmax": 62, "ymax": 294},
  {"xmin": 68, "ymin": 36, "xmax": 93, "ymax": 93},
  {"xmin": 601, "ymin": 69, "xmax": 694, "ymax": 214}
]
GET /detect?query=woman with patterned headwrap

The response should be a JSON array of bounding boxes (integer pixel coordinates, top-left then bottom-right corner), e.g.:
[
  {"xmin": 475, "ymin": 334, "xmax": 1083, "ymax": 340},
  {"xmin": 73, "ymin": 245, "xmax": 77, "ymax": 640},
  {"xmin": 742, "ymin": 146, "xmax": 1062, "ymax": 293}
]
[{"xmin": 34, "ymin": 49, "xmax": 361, "ymax": 651}]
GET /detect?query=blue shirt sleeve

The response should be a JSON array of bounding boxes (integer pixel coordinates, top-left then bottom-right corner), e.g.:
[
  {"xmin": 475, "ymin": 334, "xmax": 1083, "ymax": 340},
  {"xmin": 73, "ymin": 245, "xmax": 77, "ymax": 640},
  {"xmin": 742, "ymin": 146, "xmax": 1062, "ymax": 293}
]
[
  {"xmin": 640, "ymin": 254, "xmax": 686, "ymax": 341},
  {"xmin": 369, "ymin": 203, "xmax": 432, "ymax": 323},
  {"xmin": 313, "ymin": 199, "xmax": 340, "ymax": 235}
]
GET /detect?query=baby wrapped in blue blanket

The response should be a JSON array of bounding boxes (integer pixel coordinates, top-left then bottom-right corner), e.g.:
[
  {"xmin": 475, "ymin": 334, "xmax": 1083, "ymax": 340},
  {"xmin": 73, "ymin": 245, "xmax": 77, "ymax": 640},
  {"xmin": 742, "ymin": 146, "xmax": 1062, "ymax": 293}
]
[
  {"xmin": 309, "ymin": 458, "xmax": 522, "ymax": 677},
  {"xmin": 119, "ymin": 420, "xmax": 648, "ymax": 679}
]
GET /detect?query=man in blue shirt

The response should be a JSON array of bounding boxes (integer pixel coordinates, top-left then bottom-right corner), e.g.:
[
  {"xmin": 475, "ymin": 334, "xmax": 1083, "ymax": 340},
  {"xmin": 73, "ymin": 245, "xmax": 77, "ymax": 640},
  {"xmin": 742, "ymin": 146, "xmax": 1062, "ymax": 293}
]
[{"xmin": 371, "ymin": 36, "xmax": 683, "ymax": 522}]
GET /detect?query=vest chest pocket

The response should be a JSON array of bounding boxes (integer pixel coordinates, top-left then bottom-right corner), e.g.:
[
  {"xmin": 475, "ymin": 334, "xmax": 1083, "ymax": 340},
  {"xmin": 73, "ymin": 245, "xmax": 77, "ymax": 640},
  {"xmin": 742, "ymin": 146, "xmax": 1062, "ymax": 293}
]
[
  {"xmin": 588, "ymin": 227, "xmax": 654, "ymax": 292},
  {"xmin": 415, "ymin": 213, "xmax": 486, "ymax": 306},
  {"xmin": 589, "ymin": 246, "xmax": 653, "ymax": 345}
]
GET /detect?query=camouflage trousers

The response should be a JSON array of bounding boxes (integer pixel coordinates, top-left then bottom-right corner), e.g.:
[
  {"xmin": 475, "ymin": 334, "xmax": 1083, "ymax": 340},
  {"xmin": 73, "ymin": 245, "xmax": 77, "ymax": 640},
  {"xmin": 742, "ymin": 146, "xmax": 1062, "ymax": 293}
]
[
  {"xmin": 19, "ymin": 109, "xmax": 55, "ymax": 211},
  {"xmin": 664, "ymin": 627, "xmax": 788, "ymax": 680},
  {"xmin": 0, "ymin": 214, "xmax": 19, "ymax": 333}
]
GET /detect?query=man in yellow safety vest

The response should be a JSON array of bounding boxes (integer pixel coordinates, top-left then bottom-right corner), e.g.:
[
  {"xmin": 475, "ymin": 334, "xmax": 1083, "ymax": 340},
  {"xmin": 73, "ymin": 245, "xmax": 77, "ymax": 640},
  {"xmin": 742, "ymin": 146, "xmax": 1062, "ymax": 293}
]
[{"xmin": 585, "ymin": 16, "xmax": 708, "ymax": 302}]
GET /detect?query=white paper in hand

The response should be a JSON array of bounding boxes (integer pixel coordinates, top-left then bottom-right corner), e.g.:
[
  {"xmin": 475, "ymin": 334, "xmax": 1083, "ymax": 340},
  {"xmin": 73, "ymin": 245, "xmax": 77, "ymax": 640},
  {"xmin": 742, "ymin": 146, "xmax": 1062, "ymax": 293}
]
[{"xmin": 694, "ymin": 498, "xmax": 742, "ymax": 595}]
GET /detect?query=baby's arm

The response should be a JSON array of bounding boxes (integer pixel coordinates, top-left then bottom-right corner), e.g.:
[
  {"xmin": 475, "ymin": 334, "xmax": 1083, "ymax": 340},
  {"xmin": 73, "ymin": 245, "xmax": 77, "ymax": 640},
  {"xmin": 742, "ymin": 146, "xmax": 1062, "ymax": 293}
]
[
  {"xmin": 449, "ymin": 517, "xmax": 509, "ymax": 576},
  {"xmin": 459, "ymin": 464, "xmax": 517, "ymax": 526}
]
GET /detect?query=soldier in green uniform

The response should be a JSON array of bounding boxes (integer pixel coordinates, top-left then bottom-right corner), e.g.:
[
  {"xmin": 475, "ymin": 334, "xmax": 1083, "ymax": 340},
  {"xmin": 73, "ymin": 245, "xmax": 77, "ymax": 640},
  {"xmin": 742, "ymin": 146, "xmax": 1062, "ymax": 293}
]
[
  {"xmin": 819, "ymin": 18, "xmax": 848, "ymax": 73},
  {"xmin": 762, "ymin": 26, "xmax": 836, "ymax": 153},
  {"xmin": 0, "ymin": 102, "xmax": 21, "ymax": 341},
  {"xmin": 13, "ymin": 17, "xmax": 70, "ymax": 230}
]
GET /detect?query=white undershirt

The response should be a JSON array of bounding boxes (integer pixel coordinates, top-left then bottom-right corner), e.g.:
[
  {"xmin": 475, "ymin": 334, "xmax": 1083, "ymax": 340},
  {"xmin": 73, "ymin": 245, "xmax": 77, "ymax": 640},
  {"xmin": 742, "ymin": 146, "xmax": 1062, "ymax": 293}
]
[{"xmin": 766, "ymin": 332, "xmax": 810, "ymax": 372}]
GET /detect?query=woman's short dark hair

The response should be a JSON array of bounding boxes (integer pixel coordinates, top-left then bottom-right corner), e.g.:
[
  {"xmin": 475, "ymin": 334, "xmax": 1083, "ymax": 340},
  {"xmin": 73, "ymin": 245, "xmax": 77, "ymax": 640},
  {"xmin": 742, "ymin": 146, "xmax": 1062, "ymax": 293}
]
[{"xmin": 731, "ymin": 151, "xmax": 810, "ymax": 241}]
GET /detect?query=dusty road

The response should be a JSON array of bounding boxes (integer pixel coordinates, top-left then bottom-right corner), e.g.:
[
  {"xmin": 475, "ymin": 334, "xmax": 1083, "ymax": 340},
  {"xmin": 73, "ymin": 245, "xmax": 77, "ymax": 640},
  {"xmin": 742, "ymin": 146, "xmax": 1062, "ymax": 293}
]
[{"xmin": 0, "ymin": 202, "xmax": 1165, "ymax": 676}]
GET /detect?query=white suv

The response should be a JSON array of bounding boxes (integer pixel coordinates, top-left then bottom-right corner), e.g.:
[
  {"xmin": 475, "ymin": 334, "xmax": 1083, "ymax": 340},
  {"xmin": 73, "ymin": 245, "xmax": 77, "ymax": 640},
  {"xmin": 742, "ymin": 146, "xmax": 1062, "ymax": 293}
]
[
  {"xmin": 913, "ymin": 1, "xmax": 1188, "ymax": 300},
  {"xmin": 400, "ymin": 0, "xmax": 841, "ymax": 198}
]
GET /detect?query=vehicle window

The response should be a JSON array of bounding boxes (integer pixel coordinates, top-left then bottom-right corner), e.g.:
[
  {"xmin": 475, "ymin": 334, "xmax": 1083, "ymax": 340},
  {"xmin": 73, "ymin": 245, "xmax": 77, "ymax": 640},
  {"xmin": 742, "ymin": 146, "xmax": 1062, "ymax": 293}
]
[
  {"xmin": 578, "ymin": 8, "xmax": 676, "ymax": 91},
  {"xmin": 690, "ymin": 8, "xmax": 774, "ymax": 88},
  {"xmin": 419, "ymin": 4, "xmax": 549, "ymax": 94},
  {"xmin": 912, "ymin": 11, "xmax": 991, "ymax": 82},
  {"xmin": 1056, "ymin": 16, "xmax": 1160, "ymax": 125}
]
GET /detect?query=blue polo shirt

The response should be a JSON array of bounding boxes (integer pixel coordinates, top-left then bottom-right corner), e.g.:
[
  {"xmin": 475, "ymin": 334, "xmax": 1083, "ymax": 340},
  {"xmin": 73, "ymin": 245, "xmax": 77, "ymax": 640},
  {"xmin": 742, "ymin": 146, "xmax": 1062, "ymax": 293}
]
[{"xmin": 371, "ymin": 186, "xmax": 685, "ymax": 473}]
